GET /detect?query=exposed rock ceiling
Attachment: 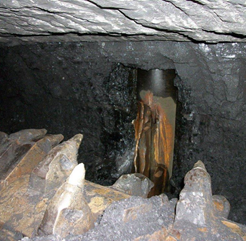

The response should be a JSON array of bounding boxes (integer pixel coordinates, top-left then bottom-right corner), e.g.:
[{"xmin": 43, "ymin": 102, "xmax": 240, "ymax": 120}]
[{"xmin": 1, "ymin": 0, "xmax": 246, "ymax": 45}]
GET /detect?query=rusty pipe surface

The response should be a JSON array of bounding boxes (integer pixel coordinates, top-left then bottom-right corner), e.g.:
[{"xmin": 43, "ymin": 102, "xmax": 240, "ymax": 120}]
[{"xmin": 133, "ymin": 69, "xmax": 177, "ymax": 196}]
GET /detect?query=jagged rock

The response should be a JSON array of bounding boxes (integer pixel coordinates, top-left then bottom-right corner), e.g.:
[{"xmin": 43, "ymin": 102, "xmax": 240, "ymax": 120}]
[
  {"xmin": 8, "ymin": 129, "xmax": 47, "ymax": 144},
  {"xmin": 38, "ymin": 164, "xmax": 95, "ymax": 238},
  {"xmin": 0, "ymin": 141, "xmax": 33, "ymax": 185},
  {"xmin": 0, "ymin": 134, "xmax": 64, "ymax": 189},
  {"xmin": 0, "ymin": 129, "xmax": 47, "ymax": 156},
  {"xmin": 0, "ymin": 133, "xmax": 65, "ymax": 237},
  {"xmin": 1, "ymin": 154, "xmax": 245, "ymax": 241},
  {"xmin": 0, "ymin": 136, "xmax": 130, "ymax": 239},
  {"xmin": 175, "ymin": 160, "xmax": 214, "ymax": 226},
  {"xmin": 30, "ymin": 134, "xmax": 83, "ymax": 196},
  {"xmin": 112, "ymin": 173, "xmax": 154, "ymax": 198},
  {"xmin": 0, "ymin": 131, "xmax": 246, "ymax": 241},
  {"xmin": 0, "ymin": 129, "xmax": 48, "ymax": 188},
  {"xmin": 173, "ymin": 161, "xmax": 246, "ymax": 240},
  {"xmin": 0, "ymin": 174, "xmax": 49, "ymax": 238},
  {"xmin": 213, "ymin": 195, "xmax": 231, "ymax": 219},
  {"xmin": 114, "ymin": 148, "xmax": 135, "ymax": 178}
]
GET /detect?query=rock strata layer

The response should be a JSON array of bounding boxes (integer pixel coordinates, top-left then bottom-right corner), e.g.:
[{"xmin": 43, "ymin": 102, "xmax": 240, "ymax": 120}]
[{"xmin": 1, "ymin": 0, "xmax": 246, "ymax": 45}]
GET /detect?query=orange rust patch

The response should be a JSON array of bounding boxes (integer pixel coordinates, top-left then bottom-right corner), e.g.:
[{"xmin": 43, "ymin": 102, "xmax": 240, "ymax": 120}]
[
  {"xmin": 198, "ymin": 227, "xmax": 208, "ymax": 233},
  {"xmin": 165, "ymin": 236, "xmax": 177, "ymax": 241},
  {"xmin": 133, "ymin": 91, "xmax": 174, "ymax": 195},
  {"xmin": 170, "ymin": 229, "xmax": 181, "ymax": 239},
  {"xmin": 133, "ymin": 227, "xmax": 168, "ymax": 241},
  {"xmin": 213, "ymin": 200, "xmax": 224, "ymax": 211},
  {"xmin": 221, "ymin": 220, "xmax": 245, "ymax": 236}
]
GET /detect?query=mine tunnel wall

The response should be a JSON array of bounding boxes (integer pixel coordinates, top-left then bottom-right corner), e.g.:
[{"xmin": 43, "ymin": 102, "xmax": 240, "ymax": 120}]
[{"xmin": 0, "ymin": 41, "xmax": 246, "ymax": 223}]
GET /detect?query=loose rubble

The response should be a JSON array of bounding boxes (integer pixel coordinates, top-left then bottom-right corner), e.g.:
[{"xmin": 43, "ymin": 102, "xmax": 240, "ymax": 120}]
[{"xmin": 0, "ymin": 129, "xmax": 245, "ymax": 241}]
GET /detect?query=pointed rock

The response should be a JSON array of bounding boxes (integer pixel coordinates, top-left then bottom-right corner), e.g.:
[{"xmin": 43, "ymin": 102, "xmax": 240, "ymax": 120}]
[
  {"xmin": 30, "ymin": 134, "xmax": 83, "ymax": 195},
  {"xmin": 0, "ymin": 134, "xmax": 64, "ymax": 187},
  {"xmin": 173, "ymin": 161, "xmax": 245, "ymax": 240},
  {"xmin": 175, "ymin": 160, "xmax": 214, "ymax": 226},
  {"xmin": 193, "ymin": 160, "xmax": 206, "ymax": 170},
  {"xmin": 9, "ymin": 129, "xmax": 47, "ymax": 144},
  {"xmin": 0, "ymin": 129, "xmax": 48, "ymax": 185},
  {"xmin": 38, "ymin": 163, "xmax": 95, "ymax": 238}
]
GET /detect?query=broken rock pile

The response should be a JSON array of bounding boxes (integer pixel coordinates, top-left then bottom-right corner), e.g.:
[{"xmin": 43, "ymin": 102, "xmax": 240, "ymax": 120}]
[{"xmin": 0, "ymin": 129, "xmax": 245, "ymax": 241}]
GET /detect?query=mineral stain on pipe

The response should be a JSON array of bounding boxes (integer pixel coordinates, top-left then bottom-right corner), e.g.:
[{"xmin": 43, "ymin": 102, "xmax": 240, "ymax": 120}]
[{"xmin": 133, "ymin": 69, "xmax": 177, "ymax": 196}]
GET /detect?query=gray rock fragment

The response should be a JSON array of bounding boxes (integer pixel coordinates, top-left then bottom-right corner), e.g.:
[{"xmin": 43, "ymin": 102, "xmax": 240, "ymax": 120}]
[
  {"xmin": 112, "ymin": 173, "xmax": 154, "ymax": 198},
  {"xmin": 213, "ymin": 195, "xmax": 231, "ymax": 219},
  {"xmin": 174, "ymin": 160, "xmax": 246, "ymax": 240},
  {"xmin": 175, "ymin": 160, "xmax": 214, "ymax": 226},
  {"xmin": 38, "ymin": 163, "xmax": 95, "ymax": 238},
  {"xmin": 29, "ymin": 134, "xmax": 83, "ymax": 195},
  {"xmin": 9, "ymin": 129, "xmax": 47, "ymax": 144}
]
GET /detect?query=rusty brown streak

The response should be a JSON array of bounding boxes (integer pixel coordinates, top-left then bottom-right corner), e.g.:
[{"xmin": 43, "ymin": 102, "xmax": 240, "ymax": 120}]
[{"xmin": 133, "ymin": 91, "xmax": 174, "ymax": 195}]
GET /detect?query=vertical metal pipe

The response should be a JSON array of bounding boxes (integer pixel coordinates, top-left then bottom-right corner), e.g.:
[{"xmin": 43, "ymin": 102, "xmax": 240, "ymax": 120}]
[{"xmin": 133, "ymin": 69, "xmax": 177, "ymax": 195}]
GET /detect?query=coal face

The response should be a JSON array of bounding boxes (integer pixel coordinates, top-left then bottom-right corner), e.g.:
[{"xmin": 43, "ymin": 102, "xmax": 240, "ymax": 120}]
[{"xmin": 0, "ymin": 42, "xmax": 137, "ymax": 185}]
